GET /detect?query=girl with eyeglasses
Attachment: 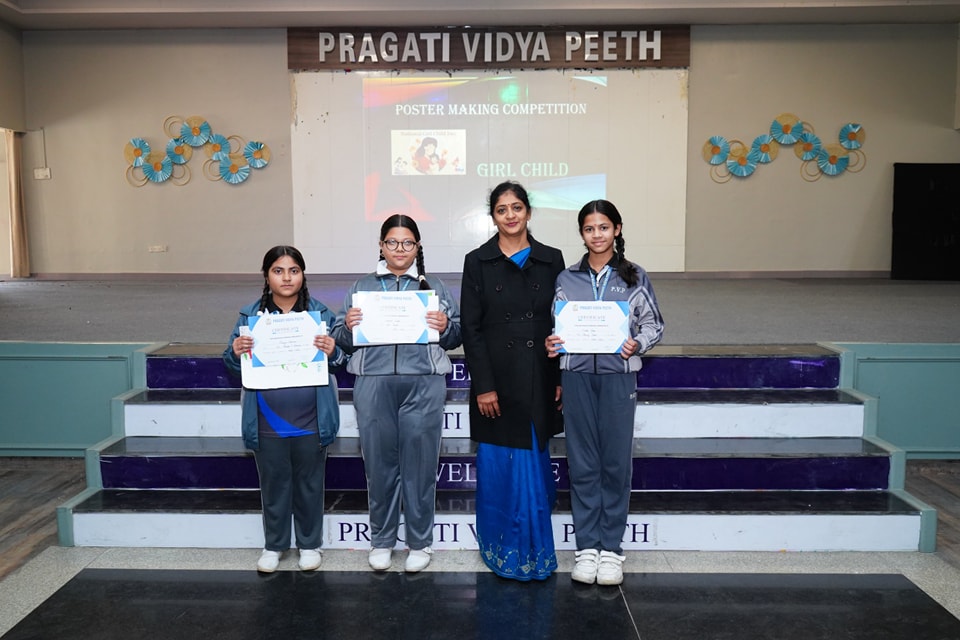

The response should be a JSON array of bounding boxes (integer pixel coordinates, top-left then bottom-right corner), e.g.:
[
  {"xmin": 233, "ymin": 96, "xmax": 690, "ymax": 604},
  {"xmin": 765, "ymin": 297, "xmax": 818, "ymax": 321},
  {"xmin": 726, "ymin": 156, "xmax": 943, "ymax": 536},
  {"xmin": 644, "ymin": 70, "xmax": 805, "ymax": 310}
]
[{"xmin": 332, "ymin": 214, "xmax": 462, "ymax": 573}]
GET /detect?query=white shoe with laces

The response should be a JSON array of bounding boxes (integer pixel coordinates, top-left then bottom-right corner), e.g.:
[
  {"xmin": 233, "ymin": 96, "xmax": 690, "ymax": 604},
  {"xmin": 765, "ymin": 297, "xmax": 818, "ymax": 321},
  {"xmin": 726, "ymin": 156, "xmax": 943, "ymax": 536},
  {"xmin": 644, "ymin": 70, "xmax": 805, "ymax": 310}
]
[
  {"xmin": 257, "ymin": 549, "xmax": 281, "ymax": 573},
  {"xmin": 571, "ymin": 548, "xmax": 600, "ymax": 584},
  {"xmin": 298, "ymin": 548, "xmax": 322, "ymax": 571},
  {"xmin": 405, "ymin": 547, "xmax": 433, "ymax": 573},
  {"xmin": 596, "ymin": 550, "xmax": 626, "ymax": 586}
]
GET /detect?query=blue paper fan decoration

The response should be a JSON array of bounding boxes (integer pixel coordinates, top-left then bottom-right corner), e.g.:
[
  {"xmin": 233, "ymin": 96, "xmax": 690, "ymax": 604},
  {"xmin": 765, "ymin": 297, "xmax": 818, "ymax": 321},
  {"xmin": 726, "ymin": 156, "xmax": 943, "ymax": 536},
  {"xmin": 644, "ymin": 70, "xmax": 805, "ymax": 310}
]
[
  {"xmin": 770, "ymin": 115, "xmax": 803, "ymax": 144},
  {"xmin": 816, "ymin": 146, "xmax": 849, "ymax": 176},
  {"xmin": 219, "ymin": 155, "xmax": 250, "ymax": 184},
  {"xmin": 839, "ymin": 123, "xmax": 864, "ymax": 150},
  {"xmin": 180, "ymin": 118, "xmax": 212, "ymax": 147},
  {"xmin": 243, "ymin": 141, "xmax": 270, "ymax": 169},
  {"xmin": 165, "ymin": 138, "xmax": 192, "ymax": 165},
  {"xmin": 206, "ymin": 133, "xmax": 231, "ymax": 161},
  {"xmin": 794, "ymin": 132, "xmax": 822, "ymax": 161},
  {"xmin": 750, "ymin": 134, "xmax": 778, "ymax": 164},
  {"xmin": 726, "ymin": 150, "xmax": 760, "ymax": 177},
  {"xmin": 143, "ymin": 154, "xmax": 174, "ymax": 183},
  {"xmin": 126, "ymin": 138, "xmax": 150, "ymax": 167},
  {"xmin": 703, "ymin": 136, "xmax": 730, "ymax": 165}
]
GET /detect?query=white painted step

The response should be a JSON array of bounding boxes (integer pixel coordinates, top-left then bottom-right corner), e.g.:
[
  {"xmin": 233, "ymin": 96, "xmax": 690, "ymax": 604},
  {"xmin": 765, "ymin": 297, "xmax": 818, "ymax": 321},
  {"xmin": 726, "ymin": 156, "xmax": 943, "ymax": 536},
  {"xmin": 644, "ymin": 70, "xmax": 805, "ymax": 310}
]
[
  {"xmin": 69, "ymin": 510, "xmax": 920, "ymax": 552},
  {"xmin": 122, "ymin": 393, "xmax": 866, "ymax": 439}
]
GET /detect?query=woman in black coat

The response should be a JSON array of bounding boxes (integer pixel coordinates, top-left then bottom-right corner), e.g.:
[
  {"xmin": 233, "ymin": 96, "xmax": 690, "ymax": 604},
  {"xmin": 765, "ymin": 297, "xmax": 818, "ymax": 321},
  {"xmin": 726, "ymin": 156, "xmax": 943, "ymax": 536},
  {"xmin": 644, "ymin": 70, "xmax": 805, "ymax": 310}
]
[{"xmin": 460, "ymin": 181, "xmax": 565, "ymax": 581}]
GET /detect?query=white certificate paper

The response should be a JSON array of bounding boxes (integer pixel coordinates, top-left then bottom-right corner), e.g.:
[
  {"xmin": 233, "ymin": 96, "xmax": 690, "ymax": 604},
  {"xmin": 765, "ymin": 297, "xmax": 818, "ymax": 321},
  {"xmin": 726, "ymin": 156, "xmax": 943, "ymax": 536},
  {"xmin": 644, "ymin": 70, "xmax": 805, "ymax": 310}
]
[
  {"xmin": 240, "ymin": 312, "xmax": 328, "ymax": 389},
  {"xmin": 554, "ymin": 300, "xmax": 630, "ymax": 354},
  {"xmin": 352, "ymin": 290, "xmax": 439, "ymax": 345}
]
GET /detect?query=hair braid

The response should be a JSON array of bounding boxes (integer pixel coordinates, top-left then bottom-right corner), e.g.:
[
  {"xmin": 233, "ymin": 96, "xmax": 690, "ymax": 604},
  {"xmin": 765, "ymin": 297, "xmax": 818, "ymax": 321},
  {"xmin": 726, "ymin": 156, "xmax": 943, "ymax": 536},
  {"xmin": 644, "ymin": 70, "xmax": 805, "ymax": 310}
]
[
  {"xmin": 299, "ymin": 278, "xmax": 311, "ymax": 311},
  {"xmin": 416, "ymin": 246, "xmax": 430, "ymax": 290},
  {"xmin": 614, "ymin": 235, "xmax": 639, "ymax": 287},
  {"xmin": 258, "ymin": 281, "xmax": 272, "ymax": 313}
]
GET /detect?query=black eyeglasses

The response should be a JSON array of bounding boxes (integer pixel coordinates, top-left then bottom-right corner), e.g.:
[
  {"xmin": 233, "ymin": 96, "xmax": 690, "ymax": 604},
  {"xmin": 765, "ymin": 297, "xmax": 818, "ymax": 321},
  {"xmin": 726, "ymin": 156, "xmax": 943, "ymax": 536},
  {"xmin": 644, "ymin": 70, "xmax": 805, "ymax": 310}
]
[{"xmin": 381, "ymin": 239, "xmax": 419, "ymax": 252}]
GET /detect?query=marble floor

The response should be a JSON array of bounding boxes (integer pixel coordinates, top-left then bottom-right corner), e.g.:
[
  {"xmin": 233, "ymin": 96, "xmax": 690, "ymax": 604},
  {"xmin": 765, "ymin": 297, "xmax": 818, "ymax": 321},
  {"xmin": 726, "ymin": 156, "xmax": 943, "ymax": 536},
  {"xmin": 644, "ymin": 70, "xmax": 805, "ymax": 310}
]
[{"xmin": 2, "ymin": 547, "xmax": 960, "ymax": 639}]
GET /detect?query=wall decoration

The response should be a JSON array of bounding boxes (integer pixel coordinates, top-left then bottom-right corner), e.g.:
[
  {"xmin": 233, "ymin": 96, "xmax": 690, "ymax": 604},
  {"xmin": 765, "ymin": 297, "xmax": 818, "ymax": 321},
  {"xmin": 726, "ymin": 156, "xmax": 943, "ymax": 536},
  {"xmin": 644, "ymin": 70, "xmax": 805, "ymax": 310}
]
[
  {"xmin": 704, "ymin": 113, "xmax": 866, "ymax": 183},
  {"xmin": 124, "ymin": 115, "xmax": 271, "ymax": 187}
]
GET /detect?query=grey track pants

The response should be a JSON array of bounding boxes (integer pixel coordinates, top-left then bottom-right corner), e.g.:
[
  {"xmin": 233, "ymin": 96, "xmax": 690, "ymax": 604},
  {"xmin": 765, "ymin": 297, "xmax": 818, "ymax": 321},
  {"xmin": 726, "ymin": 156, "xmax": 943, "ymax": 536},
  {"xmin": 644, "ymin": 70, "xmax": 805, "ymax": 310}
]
[{"xmin": 354, "ymin": 374, "xmax": 445, "ymax": 550}]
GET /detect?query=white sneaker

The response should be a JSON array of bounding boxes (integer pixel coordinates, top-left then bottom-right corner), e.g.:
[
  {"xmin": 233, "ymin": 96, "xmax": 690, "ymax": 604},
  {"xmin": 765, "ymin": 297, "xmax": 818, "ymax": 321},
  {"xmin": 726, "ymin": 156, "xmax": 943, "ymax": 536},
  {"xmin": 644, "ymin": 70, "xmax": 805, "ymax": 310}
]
[
  {"xmin": 368, "ymin": 547, "xmax": 393, "ymax": 571},
  {"xmin": 257, "ymin": 549, "xmax": 281, "ymax": 573},
  {"xmin": 571, "ymin": 549, "xmax": 600, "ymax": 584},
  {"xmin": 596, "ymin": 550, "xmax": 626, "ymax": 586},
  {"xmin": 405, "ymin": 547, "xmax": 433, "ymax": 573},
  {"xmin": 298, "ymin": 548, "xmax": 322, "ymax": 571}
]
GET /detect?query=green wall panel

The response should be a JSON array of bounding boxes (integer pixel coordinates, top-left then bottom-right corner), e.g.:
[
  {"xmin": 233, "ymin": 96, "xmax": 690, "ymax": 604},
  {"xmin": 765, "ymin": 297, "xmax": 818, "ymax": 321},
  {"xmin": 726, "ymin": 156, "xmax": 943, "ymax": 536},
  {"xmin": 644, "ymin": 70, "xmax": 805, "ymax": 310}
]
[
  {"xmin": 834, "ymin": 343, "xmax": 960, "ymax": 458},
  {"xmin": 0, "ymin": 342, "xmax": 149, "ymax": 455}
]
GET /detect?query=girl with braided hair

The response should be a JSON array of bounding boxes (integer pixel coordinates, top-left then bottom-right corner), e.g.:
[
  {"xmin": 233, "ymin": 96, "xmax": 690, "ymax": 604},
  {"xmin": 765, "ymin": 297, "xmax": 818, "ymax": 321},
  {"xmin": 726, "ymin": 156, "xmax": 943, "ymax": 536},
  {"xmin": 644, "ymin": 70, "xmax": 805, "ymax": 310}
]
[
  {"xmin": 332, "ymin": 214, "xmax": 462, "ymax": 573},
  {"xmin": 546, "ymin": 199, "xmax": 664, "ymax": 586},
  {"xmin": 223, "ymin": 245, "xmax": 348, "ymax": 573}
]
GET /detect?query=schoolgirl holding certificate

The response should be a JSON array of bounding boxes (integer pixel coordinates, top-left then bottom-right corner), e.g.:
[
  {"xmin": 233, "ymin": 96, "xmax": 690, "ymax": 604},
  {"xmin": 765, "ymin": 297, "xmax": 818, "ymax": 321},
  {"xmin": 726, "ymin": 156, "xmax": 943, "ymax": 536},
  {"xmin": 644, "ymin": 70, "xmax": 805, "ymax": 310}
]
[
  {"xmin": 546, "ymin": 200, "xmax": 664, "ymax": 586},
  {"xmin": 332, "ymin": 214, "xmax": 462, "ymax": 573},
  {"xmin": 223, "ymin": 245, "xmax": 347, "ymax": 573}
]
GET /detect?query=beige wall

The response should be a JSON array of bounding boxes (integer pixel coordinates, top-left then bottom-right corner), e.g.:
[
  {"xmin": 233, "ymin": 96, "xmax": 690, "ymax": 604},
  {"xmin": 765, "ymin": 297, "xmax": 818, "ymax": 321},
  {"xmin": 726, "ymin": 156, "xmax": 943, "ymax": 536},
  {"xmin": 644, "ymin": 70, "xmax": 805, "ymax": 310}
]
[
  {"xmin": 686, "ymin": 24, "xmax": 960, "ymax": 273},
  {"xmin": 20, "ymin": 29, "xmax": 293, "ymax": 274},
  {"xmin": 17, "ymin": 23, "xmax": 960, "ymax": 275},
  {"xmin": 0, "ymin": 22, "xmax": 25, "ymax": 132}
]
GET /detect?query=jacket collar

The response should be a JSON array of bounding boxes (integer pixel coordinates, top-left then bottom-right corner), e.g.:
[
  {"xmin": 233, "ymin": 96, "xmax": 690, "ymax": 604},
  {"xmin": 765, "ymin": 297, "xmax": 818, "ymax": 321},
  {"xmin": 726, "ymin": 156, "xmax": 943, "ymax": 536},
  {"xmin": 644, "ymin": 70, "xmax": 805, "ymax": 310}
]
[
  {"xmin": 476, "ymin": 233, "xmax": 554, "ymax": 263},
  {"xmin": 574, "ymin": 253, "xmax": 619, "ymax": 274},
  {"xmin": 376, "ymin": 259, "xmax": 419, "ymax": 280}
]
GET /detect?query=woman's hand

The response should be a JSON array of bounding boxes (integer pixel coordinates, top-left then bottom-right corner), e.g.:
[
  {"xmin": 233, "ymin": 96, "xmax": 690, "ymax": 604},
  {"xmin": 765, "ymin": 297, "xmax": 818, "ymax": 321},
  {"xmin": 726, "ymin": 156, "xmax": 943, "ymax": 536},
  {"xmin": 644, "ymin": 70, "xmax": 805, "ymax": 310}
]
[
  {"xmin": 545, "ymin": 334, "xmax": 563, "ymax": 358},
  {"xmin": 476, "ymin": 391, "xmax": 501, "ymax": 419},
  {"xmin": 345, "ymin": 307, "xmax": 363, "ymax": 330},
  {"xmin": 426, "ymin": 310, "xmax": 448, "ymax": 334},
  {"xmin": 314, "ymin": 334, "xmax": 336, "ymax": 356},
  {"xmin": 620, "ymin": 337, "xmax": 639, "ymax": 360}
]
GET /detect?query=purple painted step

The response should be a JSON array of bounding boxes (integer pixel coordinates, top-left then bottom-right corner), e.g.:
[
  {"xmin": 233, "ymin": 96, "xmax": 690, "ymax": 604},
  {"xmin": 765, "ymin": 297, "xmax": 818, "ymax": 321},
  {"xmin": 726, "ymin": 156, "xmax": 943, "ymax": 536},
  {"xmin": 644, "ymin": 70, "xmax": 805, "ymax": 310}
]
[
  {"xmin": 72, "ymin": 488, "xmax": 921, "ymax": 516},
  {"xmin": 98, "ymin": 437, "xmax": 888, "ymax": 492},
  {"xmin": 145, "ymin": 344, "xmax": 841, "ymax": 390}
]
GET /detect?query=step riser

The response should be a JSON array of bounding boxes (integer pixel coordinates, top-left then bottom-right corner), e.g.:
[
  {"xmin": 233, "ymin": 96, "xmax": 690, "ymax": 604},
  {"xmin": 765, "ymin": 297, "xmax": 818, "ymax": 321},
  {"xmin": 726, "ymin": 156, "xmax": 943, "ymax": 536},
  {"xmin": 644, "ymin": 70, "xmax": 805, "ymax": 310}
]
[
  {"xmin": 124, "ymin": 403, "xmax": 865, "ymax": 439},
  {"xmin": 98, "ymin": 455, "xmax": 891, "ymax": 492},
  {"xmin": 146, "ymin": 354, "xmax": 841, "ymax": 390},
  {"xmin": 70, "ymin": 512, "xmax": 921, "ymax": 552}
]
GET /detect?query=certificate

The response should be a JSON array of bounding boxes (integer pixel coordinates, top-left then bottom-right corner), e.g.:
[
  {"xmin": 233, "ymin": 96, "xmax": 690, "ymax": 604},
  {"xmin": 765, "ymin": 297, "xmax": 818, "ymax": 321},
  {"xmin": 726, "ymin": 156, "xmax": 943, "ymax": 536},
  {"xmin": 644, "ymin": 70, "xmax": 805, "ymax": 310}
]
[
  {"xmin": 352, "ymin": 290, "xmax": 439, "ymax": 345},
  {"xmin": 554, "ymin": 300, "xmax": 630, "ymax": 354},
  {"xmin": 240, "ymin": 311, "xmax": 328, "ymax": 389}
]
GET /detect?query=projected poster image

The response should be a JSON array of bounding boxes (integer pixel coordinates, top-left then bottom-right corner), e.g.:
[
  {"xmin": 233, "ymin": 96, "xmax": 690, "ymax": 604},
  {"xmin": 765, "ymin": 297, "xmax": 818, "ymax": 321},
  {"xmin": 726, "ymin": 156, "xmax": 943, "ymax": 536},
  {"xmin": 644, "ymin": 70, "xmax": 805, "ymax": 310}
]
[
  {"xmin": 291, "ymin": 69, "xmax": 687, "ymax": 273},
  {"xmin": 391, "ymin": 130, "xmax": 467, "ymax": 176},
  {"xmin": 362, "ymin": 74, "xmax": 609, "ymax": 244}
]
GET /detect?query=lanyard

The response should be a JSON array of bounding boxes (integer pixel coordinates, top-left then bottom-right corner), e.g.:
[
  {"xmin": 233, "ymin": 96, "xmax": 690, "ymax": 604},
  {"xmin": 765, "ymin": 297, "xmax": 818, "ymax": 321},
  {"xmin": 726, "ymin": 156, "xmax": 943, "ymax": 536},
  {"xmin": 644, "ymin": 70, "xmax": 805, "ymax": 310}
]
[{"xmin": 590, "ymin": 265, "xmax": 611, "ymax": 301}]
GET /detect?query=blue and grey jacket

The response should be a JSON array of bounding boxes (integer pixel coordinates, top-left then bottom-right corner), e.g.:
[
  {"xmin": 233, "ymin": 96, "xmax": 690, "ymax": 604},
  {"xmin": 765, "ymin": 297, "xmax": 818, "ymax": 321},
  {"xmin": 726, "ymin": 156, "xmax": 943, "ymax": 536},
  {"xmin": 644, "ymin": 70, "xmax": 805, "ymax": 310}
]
[
  {"xmin": 331, "ymin": 262, "xmax": 462, "ymax": 376},
  {"xmin": 554, "ymin": 255, "xmax": 664, "ymax": 374},
  {"xmin": 223, "ymin": 297, "xmax": 348, "ymax": 449}
]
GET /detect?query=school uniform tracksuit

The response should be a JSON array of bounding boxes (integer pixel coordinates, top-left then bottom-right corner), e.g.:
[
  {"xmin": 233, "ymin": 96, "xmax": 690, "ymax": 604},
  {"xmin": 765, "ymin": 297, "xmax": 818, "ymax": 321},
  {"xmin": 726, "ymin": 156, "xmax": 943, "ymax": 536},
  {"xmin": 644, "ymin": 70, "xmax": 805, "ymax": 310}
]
[
  {"xmin": 554, "ymin": 257, "xmax": 664, "ymax": 553},
  {"xmin": 332, "ymin": 265, "xmax": 462, "ymax": 551}
]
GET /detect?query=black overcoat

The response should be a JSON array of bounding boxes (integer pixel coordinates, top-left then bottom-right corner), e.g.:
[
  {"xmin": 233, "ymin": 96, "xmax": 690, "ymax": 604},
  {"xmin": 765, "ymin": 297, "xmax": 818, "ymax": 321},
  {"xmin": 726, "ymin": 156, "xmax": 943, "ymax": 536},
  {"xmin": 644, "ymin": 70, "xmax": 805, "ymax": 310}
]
[{"xmin": 460, "ymin": 234, "xmax": 565, "ymax": 450}]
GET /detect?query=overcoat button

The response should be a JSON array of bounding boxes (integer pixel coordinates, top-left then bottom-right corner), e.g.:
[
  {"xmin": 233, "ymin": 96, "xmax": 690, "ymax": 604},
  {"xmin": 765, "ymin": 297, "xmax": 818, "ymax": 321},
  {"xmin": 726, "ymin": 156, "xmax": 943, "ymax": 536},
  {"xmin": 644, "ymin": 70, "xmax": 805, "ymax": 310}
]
[
  {"xmin": 495, "ymin": 284, "xmax": 503, "ymax": 292},
  {"xmin": 526, "ymin": 340, "xmax": 534, "ymax": 348},
  {"xmin": 525, "ymin": 311, "xmax": 533, "ymax": 319},
  {"xmin": 532, "ymin": 283, "xmax": 540, "ymax": 290},
  {"xmin": 505, "ymin": 312, "xmax": 511, "ymax": 320},
  {"xmin": 507, "ymin": 341, "xmax": 514, "ymax": 349}
]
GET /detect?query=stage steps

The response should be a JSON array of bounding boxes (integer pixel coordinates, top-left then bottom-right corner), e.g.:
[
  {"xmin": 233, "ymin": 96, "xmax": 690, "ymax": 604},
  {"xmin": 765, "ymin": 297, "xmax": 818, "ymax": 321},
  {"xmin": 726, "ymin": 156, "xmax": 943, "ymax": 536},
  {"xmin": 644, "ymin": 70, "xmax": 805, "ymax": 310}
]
[{"xmin": 58, "ymin": 343, "xmax": 936, "ymax": 552}]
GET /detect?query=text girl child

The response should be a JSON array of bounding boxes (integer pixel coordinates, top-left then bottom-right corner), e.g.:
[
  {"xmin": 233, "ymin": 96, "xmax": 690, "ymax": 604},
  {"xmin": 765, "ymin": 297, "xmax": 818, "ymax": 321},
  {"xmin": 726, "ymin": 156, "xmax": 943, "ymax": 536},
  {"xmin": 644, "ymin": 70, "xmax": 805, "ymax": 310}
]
[
  {"xmin": 223, "ymin": 245, "xmax": 348, "ymax": 573},
  {"xmin": 332, "ymin": 214, "xmax": 462, "ymax": 573},
  {"xmin": 546, "ymin": 200, "xmax": 664, "ymax": 586}
]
